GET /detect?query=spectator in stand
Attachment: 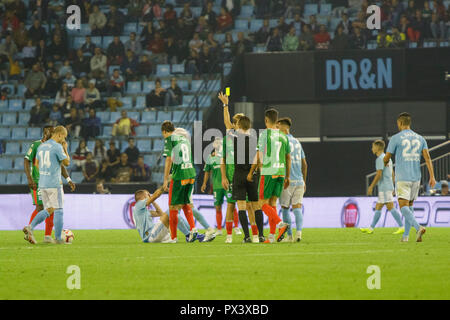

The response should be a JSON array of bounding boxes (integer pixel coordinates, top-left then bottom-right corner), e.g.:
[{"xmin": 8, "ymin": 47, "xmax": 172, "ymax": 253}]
[
  {"xmin": 84, "ymin": 79, "xmax": 102, "ymax": 109},
  {"xmin": 146, "ymin": 78, "xmax": 166, "ymax": 109},
  {"xmin": 106, "ymin": 5, "xmax": 125, "ymax": 36},
  {"xmin": 422, "ymin": 1, "xmax": 433, "ymax": 22},
  {"xmin": 142, "ymin": 0, "xmax": 162, "ymax": 22},
  {"xmin": 28, "ymin": 20, "xmax": 47, "ymax": 45},
  {"xmin": 430, "ymin": 13, "xmax": 445, "ymax": 39},
  {"xmin": 73, "ymin": 139, "xmax": 90, "ymax": 169},
  {"xmin": 222, "ymin": 0, "xmax": 241, "ymax": 18},
  {"xmin": 2, "ymin": 10, "xmax": 20, "ymax": 36},
  {"xmin": 196, "ymin": 16, "xmax": 213, "ymax": 40},
  {"xmin": 254, "ymin": 18, "xmax": 271, "ymax": 44},
  {"xmin": 125, "ymin": 32, "xmax": 143, "ymax": 56},
  {"xmin": 81, "ymin": 108, "xmax": 101, "ymax": 140},
  {"xmin": 350, "ymin": 26, "xmax": 367, "ymax": 49},
  {"xmin": 44, "ymin": 70, "xmax": 61, "ymax": 95},
  {"xmin": 332, "ymin": 25, "xmax": 350, "ymax": 50},
  {"xmin": 29, "ymin": 98, "xmax": 49, "ymax": 127},
  {"xmin": 205, "ymin": 32, "xmax": 220, "ymax": 55},
  {"xmin": 406, "ymin": 0, "xmax": 417, "ymax": 20},
  {"xmin": 55, "ymin": 83, "xmax": 70, "ymax": 107},
  {"xmin": 48, "ymin": 104, "xmax": 62, "ymax": 126},
  {"xmin": 107, "ymin": 36, "xmax": 125, "ymax": 66},
  {"xmin": 93, "ymin": 139, "xmax": 107, "ymax": 163},
  {"xmin": 21, "ymin": 40, "xmax": 36, "ymax": 70},
  {"xmin": 217, "ymin": 7, "xmax": 233, "ymax": 33},
  {"xmin": 275, "ymin": 17, "xmax": 291, "ymax": 36},
  {"xmin": 62, "ymin": 71, "xmax": 76, "ymax": 89},
  {"xmin": 82, "ymin": 152, "xmax": 99, "ymax": 183},
  {"xmin": 47, "ymin": 34, "xmax": 67, "ymax": 62},
  {"xmin": 338, "ymin": 13, "xmax": 353, "ymax": 35},
  {"xmin": 107, "ymin": 69, "xmax": 125, "ymax": 97},
  {"xmin": 111, "ymin": 153, "xmax": 133, "ymax": 183},
  {"xmin": 164, "ymin": 3, "xmax": 178, "ymax": 28},
  {"xmin": 140, "ymin": 22, "xmax": 155, "ymax": 48},
  {"xmin": 221, "ymin": 32, "xmax": 234, "ymax": 61},
  {"xmin": 12, "ymin": 22, "xmax": 28, "ymax": 49},
  {"xmin": 138, "ymin": 54, "xmax": 152, "ymax": 78},
  {"xmin": 165, "ymin": 36, "xmax": 180, "ymax": 64},
  {"xmin": 439, "ymin": 180, "xmax": 449, "ymax": 196},
  {"xmin": 90, "ymin": 47, "xmax": 107, "ymax": 80},
  {"xmin": 390, "ymin": 26, "xmax": 407, "ymax": 47},
  {"xmin": 127, "ymin": 0, "xmax": 143, "ymax": 21},
  {"xmin": 291, "ymin": 13, "xmax": 304, "ymax": 36},
  {"xmin": 61, "ymin": 95, "xmax": 75, "ymax": 120},
  {"xmin": 408, "ymin": 9, "xmax": 426, "ymax": 44},
  {"xmin": 112, "ymin": 110, "xmax": 140, "ymax": 137},
  {"xmin": 35, "ymin": 39, "xmax": 47, "ymax": 65},
  {"xmin": 58, "ymin": 59, "xmax": 73, "ymax": 78},
  {"xmin": 73, "ymin": 49, "xmax": 91, "ymax": 78},
  {"xmin": 399, "ymin": 14, "xmax": 411, "ymax": 35},
  {"xmin": 266, "ymin": 27, "xmax": 283, "ymax": 52},
  {"xmin": 377, "ymin": 29, "xmax": 391, "ymax": 48},
  {"xmin": 199, "ymin": 45, "xmax": 213, "ymax": 73},
  {"xmin": 189, "ymin": 32, "xmax": 204, "ymax": 53},
  {"xmin": 89, "ymin": 4, "xmax": 107, "ymax": 36},
  {"xmin": 147, "ymin": 31, "xmax": 166, "ymax": 66},
  {"xmin": 124, "ymin": 137, "xmax": 140, "ymax": 166},
  {"xmin": 132, "ymin": 156, "xmax": 151, "ymax": 182},
  {"xmin": 307, "ymin": 15, "xmax": 320, "ymax": 34},
  {"xmin": 121, "ymin": 50, "xmax": 139, "ymax": 81},
  {"xmin": 25, "ymin": 63, "xmax": 46, "ymax": 98},
  {"xmin": 107, "ymin": 140, "xmax": 121, "ymax": 173},
  {"xmin": 201, "ymin": 1, "xmax": 218, "ymax": 31},
  {"xmin": 180, "ymin": 3, "xmax": 196, "ymax": 35},
  {"xmin": 71, "ymin": 79, "xmax": 86, "ymax": 108},
  {"xmin": 282, "ymin": 26, "xmax": 299, "ymax": 51},
  {"xmin": 255, "ymin": 0, "xmax": 271, "ymax": 18},
  {"xmin": 314, "ymin": 24, "xmax": 331, "ymax": 50},
  {"xmin": 185, "ymin": 49, "xmax": 200, "ymax": 75},
  {"xmin": 65, "ymin": 107, "xmax": 82, "ymax": 138},
  {"xmin": 390, "ymin": 0, "xmax": 404, "ymax": 27},
  {"xmin": 233, "ymin": 31, "xmax": 252, "ymax": 55},
  {"xmin": 48, "ymin": 0, "xmax": 65, "ymax": 25},
  {"xmin": 164, "ymin": 77, "xmax": 183, "ymax": 107},
  {"xmin": 12, "ymin": 0, "xmax": 27, "ymax": 21},
  {"xmin": 298, "ymin": 24, "xmax": 314, "ymax": 51},
  {"xmin": 81, "ymin": 36, "xmax": 96, "ymax": 56},
  {"xmin": 0, "ymin": 36, "xmax": 18, "ymax": 62}
]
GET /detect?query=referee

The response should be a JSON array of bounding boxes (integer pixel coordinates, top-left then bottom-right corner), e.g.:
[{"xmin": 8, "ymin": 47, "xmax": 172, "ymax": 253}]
[{"xmin": 230, "ymin": 115, "xmax": 261, "ymax": 243}]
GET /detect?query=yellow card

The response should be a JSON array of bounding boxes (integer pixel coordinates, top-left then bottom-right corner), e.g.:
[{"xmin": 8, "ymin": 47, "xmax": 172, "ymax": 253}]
[{"xmin": 225, "ymin": 87, "xmax": 230, "ymax": 96}]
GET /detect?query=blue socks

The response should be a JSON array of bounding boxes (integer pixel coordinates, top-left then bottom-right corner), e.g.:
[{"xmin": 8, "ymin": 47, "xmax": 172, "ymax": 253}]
[
  {"xmin": 401, "ymin": 206, "xmax": 420, "ymax": 236},
  {"xmin": 192, "ymin": 208, "xmax": 210, "ymax": 229},
  {"xmin": 30, "ymin": 209, "xmax": 50, "ymax": 230},
  {"xmin": 293, "ymin": 207, "xmax": 303, "ymax": 231},
  {"xmin": 281, "ymin": 208, "xmax": 292, "ymax": 236},
  {"xmin": 177, "ymin": 216, "xmax": 190, "ymax": 236},
  {"xmin": 53, "ymin": 209, "xmax": 64, "ymax": 240},
  {"xmin": 390, "ymin": 208, "xmax": 403, "ymax": 227},
  {"xmin": 370, "ymin": 210, "xmax": 382, "ymax": 229}
]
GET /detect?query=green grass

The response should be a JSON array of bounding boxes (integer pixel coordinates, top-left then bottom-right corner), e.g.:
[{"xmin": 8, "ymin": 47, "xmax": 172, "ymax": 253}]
[{"xmin": 0, "ymin": 228, "xmax": 449, "ymax": 300}]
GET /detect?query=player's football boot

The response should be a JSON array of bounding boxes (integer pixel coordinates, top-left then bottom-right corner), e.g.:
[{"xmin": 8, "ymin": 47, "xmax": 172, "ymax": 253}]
[
  {"xmin": 252, "ymin": 235, "xmax": 259, "ymax": 243},
  {"xmin": 264, "ymin": 234, "xmax": 275, "ymax": 243},
  {"xmin": 162, "ymin": 238, "xmax": 177, "ymax": 243},
  {"xmin": 214, "ymin": 229, "xmax": 224, "ymax": 237},
  {"xmin": 23, "ymin": 225, "xmax": 36, "ymax": 244},
  {"xmin": 188, "ymin": 228, "xmax": 198, "ymax": 242},
  {"xmin": 203, "ymin": 233, "xmax": 216, "ymax": 242},
  {"xmin": 276, "ymin": 222, "xmax": 290, "ymax": 242},
  {"xmin": 242, "ymin": 237, "xmax": 252, "ymax": 243},
  {"xmin": 259, "ymin": 236, "xmax": 266, "ymax": 243},
  {"xmin": 234, "ymin": 228, "xmax": 242, "ymax": 235},
  {"xmin": 416, "ymin": 226, "xmax": 426, "ymax": 242},
  {"xmin": 360, "ymin": 228, "xmax": 373, "ymax": 234},
  {"xmin": 43, "ymin": 236, "xmax": 55, "ymax": 243},
  {"xmin": 401, "ymin": 236, "xmax": 409, "ymax": 242},
  {"xmin": 225, "ymin": 235, "xmax": 233, "ymax": 243},
  {"xmin": 392, "ymin": 227, "xmax": 404, "ymax": 235},
  {"xmin": 281, "ymin": 235, "xmax": 293, "ymax": 242},
  {"xmin": 295, "ymin": 231, "xmax": 302, "ymax": 242}
]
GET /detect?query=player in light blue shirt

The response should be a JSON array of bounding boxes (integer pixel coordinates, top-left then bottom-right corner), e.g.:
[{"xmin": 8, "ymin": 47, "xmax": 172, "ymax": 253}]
[
  {"xmin": 277, "ymin": 118, "xmax": 307, "ymax": 242},
  {"xmin": 384, "ymin": 113, "xmax": 436, "ymax": 242},
  {"xmin": 361, "ymin": 140, "xmax": 404, "ymax": 235},
  {"xmin": 23, "ymin": 126, "xmax": 71, "ymax": 244}
]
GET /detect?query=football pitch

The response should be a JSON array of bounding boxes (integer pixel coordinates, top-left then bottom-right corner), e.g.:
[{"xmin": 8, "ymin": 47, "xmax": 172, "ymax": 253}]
[{"xmin": 1, "ymin": 228, "xmax": 449, "ymax": 300}]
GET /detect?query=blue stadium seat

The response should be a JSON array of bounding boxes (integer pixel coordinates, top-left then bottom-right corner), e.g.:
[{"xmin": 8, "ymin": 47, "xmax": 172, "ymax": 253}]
[
  {"xmin": 304, "ymin": 4, "xmax": 318, "ymax": 16},
  {"xmin": 87, "ymin": 140, "xmax": 95, "ymax": 151},
  {"xmin": 183, "ymin": 95, "xmax": 194, "ymax": 106},
  {"xmin": 102, "ymin": 126, "xmax": 113, "ymax": 137},
  {"xmin": 18, "ymin": 112, "xmax": 30, "ymax": 125},
  {"xmin": 124, "ymin": 23, "xmax": 138, "ymax": 34},
  {"xmin": 208, "ymin": 80, "xmax": 221, "ymax": 92},
  {"xmin": 12, "ymin": 127, "xmax": 26, "ymax": 139},
  {"xmin": 424, "ymin": 41, "xmax": 437, "ymax": 48},
  {"xmin": 108, "ymin": 65, "xmax": 120, "ymax": 75},
  {"xmin": 24, "ymin": 99, "xmax": 35, "ymax": 110},
  {"xmin": 8, "ymin": 99, "xmax": 22, "ymax": 111},
  {"xmin": 135, "ymin": 96, "xmax": 146, "ymax": 109},
  {"xmin": 127, "ymin": 111, "xmax": 140, "ymax": 121},
  {"xmin": 0, "ymin": 100, "xmax": 7, "ymax": 110},
  {"xmin": 127, "ymin": 81, "xmax": 142, "ymax": 94},
  {"xmin": 6, "ymin": 172, "xmax": 21, "ymax": 184},
  {"xmin": 250, "ymin": 19, "xmax": 263, "ymax": 32},
  {"xmin": 97, "ymin": 111, "xmax": 110, "ymax": 123},
  {"xmin": 171, "ymin": 64, "xmax": 185, "ymax": 74},
  {"xmin": 188, "ymin": 111, "xmax": 203, "ymax": 121},
  {"xmin": 91, "ymin": 36, "xmax": 102, "ymax": 47},
  {"xmin": 172, "ymin": 111, "xmax": 184, "ymax": 122},
  {"xmin": 102, "ymin": 36, "xmax": 114, "ymax": 49},
  {"xmin": 148, "ymin": 124, "xmax": 161, "ymax": 137},
  {"xmin": 240, "ymin": 5, "xmax": 253, "ymax": 18},
  {"xmin": 0, "ymin": 157, "xmax": 13, "ymax": 170},
  {"xmin": 161, "ymin": 80, "xmax": 170, "ymax": 89},
  {"xmin": 320, "ymin": 3, "xmax": 332, "ymax": 15},
  {"xmin": 156, "ymin": 64, "xmax": 171, "ymax": 76},
  {"xmin": 177, "ymin": 80, "xmax": 189, "ymax": 91},
  {"xmin": 2, "ymin": 113, "xmax": 16, "ymax": 125},
  {"xmin": 137, "ymin": 139, "xmax": 151, "ymax": 152},
  {"xmin": 73, "ymin": 36, "xmax": 85, "ymax": 49},
  {"xmin": 143, "ymin": 154, "xmax": 157, "ymax": 165},
  {"xmin": 110, "ymin": 112, "xmax": 121, "ymax": 123},
  {"xmin": 191, "ymin": 80, "xmax": 203, "ymax": 92},
  {"xmin": 253, "ymin": 46, "xmax": 266, "ymax": 53},
  {"xmin": 440, "ymin": 41, "xmax": 449, "ymax": 47},
  {"xmin": 223, "ymin": 62, "xmax": 232, "ymax": 76},
  {"xmin": 143, "ymin": 81, "xmax": 155, "ymax": 93},
  {"xmin": 72, "ymin": 171, "xmax": 84, "ymax": 184},
  {"xmin": 0, "ymin": 127, "xmax": 10, "ymax": 139},
  {"xmin": 120, "ymin": 140, "xmax": 128, "ymax": 151},
  {"xmin": 1, "ymin": 84, "xmax": 14, "ymax": 95},
  {"xmin": 21, "ymin": 142, "xmax": 31, "ymax": 153},
  {"xmin": 153, "ymin": 139, "xmax": 164, "ymax": 151},
  {"xmin": 70, "ymin": 142, "xmax": 78, "ymax": 153},
  {"xmin": 269, "ymin": 19, "xmax": 278, "ymax": 28},
  {"xmin": 0, "ymin": 172, "xmax": 6, "ymax": 184},
  {"xmin": 27, "ymin": 127, "xmax": 41, "ymax": 139},
  {"xmin": 213, "ymin": 33, "xmax": 225, "ymax": 43},
  {"xmin": 141, "ymin": 111, "xmax": 157, "ymax": 123},
  {"xmin": 409, "ymin": 42, "xmax": 418, "ymax": 48},
  {"xmin": 13, "ymin": 157, "xmax": 23, "ymax": 170},
  {"xmin": 120, "ymin": 97, "xmax": 133, "ymax": 108},
  {"xmin": 17, "ymin": 84, "xmax": 26, "ymax": 97},
  {"xmin": 191, "ymin": 7, "xmax": 202, "ymax": 17},
  {"xmin": 157, "ymin": 111, "xmax": 171, "ymax": 121},
  {"xmin": 135, "ymin": 125, "xmax": 148, "ymax": 136},
  {"xmin": 235, "ymin": 19, "xmax": 249, "ymax": 31},
  {"xmin": 200, "ymin": 95, "xmax": 212, "ymax": 107}
]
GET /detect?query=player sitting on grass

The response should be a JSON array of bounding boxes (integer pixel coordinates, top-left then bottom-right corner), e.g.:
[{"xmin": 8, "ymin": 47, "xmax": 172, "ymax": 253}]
[
  {"xmin": 133, "ymin": 187, "xmax": 175, "ymax": 244},
  {"xmin": 277, "ymin": 117, "xmax": 307, "ymax": 242},
  {"xmin": 361, "ymin": 140, "xmax": 404, "ymax": 235}
]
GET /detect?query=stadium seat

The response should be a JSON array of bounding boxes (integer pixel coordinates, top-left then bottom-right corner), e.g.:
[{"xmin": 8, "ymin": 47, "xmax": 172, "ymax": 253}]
[
  {"xmin": 110, "ymin": 112, "xmax": 121, "ymax": 123},
  {"xmin": 269, "ymin": 19, "xmax": 278, "ymax": 28},
  {"xmin": 108, "ymin": 65, "xmax": 120, "ymax": 75},
  {"xmin": 207, "ymin": 80, "xmax": 221, "ymax": 92},
  {"xmin": 161, "ymin": 80, "xmax": 170, "ymax": 89},
  {"xmin": 0, "ymin": 172, "xmax": 6, "ymax": 184},
  {"xmin": 172, "ymin": 111, "xmax": 185, "ymax": 122},
  {"xmin": 213, "ymin": 33, "xmax": 226, "ymax": 43},
  {"xmin": 177, "ymin": 80, "xmax": 189, "ymax": 91},
  {"xmin": 200, "ymin": 95, "xmax": 212, "ymax": 107},
  {"xmin": 97, "ymin": 111, "xmax": 110, "ymax": 123},
  {"xmin": 240, "ymin": 5, "xmax": 253, "ymax": 18},
  {"xmin": 18, "ymin": 112, "xmax": 30, "ymax": 125},
  {"xmin": 73, "ymin": 36, "xmax": 85, "ymax": 49},
  {"xmin": 148, "ymin": 124, "xmax": 161, "ymax": 137},
  {"xmin": 439, "ymin": 41, "xmax": 449, "ymax": 47},
  {"xmin": 87, "ymin": 140, "xmax": 95, "ymax": 151},
  {"xmin": 0, "ymin": 157, "xmax": 13, "ymax": 170},
  {"xmin": 191, "ymin": 80, "xmax": 203, "ymax": 92},
  {"xmin": 2, "ymin": 113, "xmax": 16, "ymax": 125},
  {"xmin": 72, "ymin": 171, "xmax": 84, "ymax": 184},
  {"xmin": 235, "ymin": 19, "xmax": 249, "ymax": 31},
  {"xmin": 21, "ymin": 142, "xmax": 31, "ymax": 153},
  {"xmin": 127, "ymin": 111, "xmax": 140, "ymax": 121},
  {"xmin": 0, "ymin": 100, "xmax": 7, "ymax": 110},
  {"xmin": 153, "ymin": 139, "xmax": 164, "ymax": 151},
  {"xmin": 6, "ymin": 172, "xmax": 21, "ymax": 184},
  {"xmin": 0, "ymin": 127, "xmax": 10, "ymax": 139},
  {"xmin": 1, "ymin": 84, "xmax": 14, "ymax": 95},
  {"xmin": 183, "ymin": 95, "xmax": 195, "ymax": 106},
  {"xmin": 156, "ymin": 64, "xmax": 171, "ymax": 76},
  {"xmin": 17, "ymin": 84, "xmax": 26, "ymax": 97},
  {"xmin": 24, "ymin": 99, "xmax": 35, "ymax": 110},
  {"xmin": 8, "ymin": 99, "xmax": 22, "ymax": 111},
  {"xmin": 135, "ymin": 125, "xmax": 148, "ymax": 136},
  {"xmin": 91, "ymin": 36, "xmax": 102, "ymax": 48},
  {"xmin": 157, "ymin": 111, "xmax": 171, "ymax": 121},
  {"xmin": 120, "ymin": 97, "xmax": 133, "ymax": 108},
  {"xmin": 253, "ymin": 46, "xmax": 266, "ymax": 53},
  {"xmin": 12, "ymin": 127, "xmax": 26, "ymax": 139},
  {"xmin": 102, "ymin": 36, "xmax": 114, "ymax": 49},
  {"xmin": 124, "ymin": 23, "xmax": 138, "ymax": 34},
  {"xmin": 250, "ymin": 19, "xmax": 263, "ymax": 32},
  {"xmin": 27, "ymin": 127, "xmax": 41, "ymax": 139},
  {"xmin": 143, "ymin": 154, "xmax": 157, "ymax": 165},
  {"xmin": 320, "ymin": 3, "xmax": 332, "ymax": 15},
  {"xmin": 70, "ymin": 142, "xmax": 78, "ymax": 153},
  {"xmin": 143, "ymin": 81, "xmax": 155, "ymax": 93},
  {"xmin": 171, "ymin": 64, "xmax": 185, "ymax": 74},
  {"xmin": 304, "ymin": 4, "xmax": 318, "ymax": 16},
  {"xmin": 137, "ymin": 139, "xmax": 151, "ymax": 152},
  {"xmin": 135, "ymin": 96, "xmax": 146, "ymax": 109},
  {"xmin": 13, "ymin": 157, "xmax": 23, "ymax": 170},
  {"xmin": 223, "ymin": 62, "xmax": 232, "ymax": 76},
  {"xmin": 141, "ymin": 111, "xmax": 157, "ymax": 123},
  {"xmin": 127, "ymin": 81, "xmax": 142, "ymax": 94},
  {"xmin": 102, "ymin": 126, "xmax": 113, "ymax": 137},
  {"xmin": 191, "ymin": 7, "xmax": 202, "ymax": 17}
]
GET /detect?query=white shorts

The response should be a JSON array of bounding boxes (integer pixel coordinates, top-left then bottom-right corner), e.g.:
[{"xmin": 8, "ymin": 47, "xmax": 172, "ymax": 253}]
[
  {"xmin": 280, "ymin": 185, "xmax": 304, "ymax": 207},
  {"xmin": 378, "ymin": 190, "xmax": 394, "ymax": 204},
  {"xmin": 148, "ymin": 221, "xmax": 170, "ymax": 243},
  {"xmin": 396, "ymin": 181, "xmax": 420, "ymax": 201},
  {"xmin": 41, "ymin": 187, "xmax": 64, "ymax": 210}
]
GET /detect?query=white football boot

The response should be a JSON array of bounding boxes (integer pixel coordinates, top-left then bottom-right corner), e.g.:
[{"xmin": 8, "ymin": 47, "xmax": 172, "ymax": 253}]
[
  {"xmin": 225, "ymin": 235, "xmax": 233, "ymax": 243},
  {"xmin": 252, "ymin": 235, "xmax": 259, "ymax": 243},
  {"xmin": 234, "ymin": 227, "xmax": 242, "ymax": 235},
  {"xmin": 23, "ymin": 225, "xmax": 36, "ymax": 244},
  {"xmin": 295, "ymin": 231, "xmax": 302, "ymax": 242},
  {"xmin": 43, "ymin": 236, "xmax": 55, "ymax": 243}
]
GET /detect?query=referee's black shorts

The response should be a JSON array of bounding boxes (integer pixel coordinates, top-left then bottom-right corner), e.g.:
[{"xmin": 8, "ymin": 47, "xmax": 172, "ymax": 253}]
[{"xmin": 232, "ymin": 168, "xmax": 260, "ymax": 202}]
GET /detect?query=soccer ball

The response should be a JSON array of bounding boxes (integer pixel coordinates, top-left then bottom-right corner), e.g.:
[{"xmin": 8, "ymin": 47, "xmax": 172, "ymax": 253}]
[{"xmin": 61, "ymin": 229, "xmax": 74, "ymax": 243}]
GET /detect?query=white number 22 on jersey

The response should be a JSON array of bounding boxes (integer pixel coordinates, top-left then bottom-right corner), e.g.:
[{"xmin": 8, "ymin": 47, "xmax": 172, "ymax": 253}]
[
  {"xmin": 402, "ymin": 139, "xmax": 420, "ymax": 157},
  {"xmin": 38, "ymin": 150, "xmax": 51, "ymax": 168}
]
